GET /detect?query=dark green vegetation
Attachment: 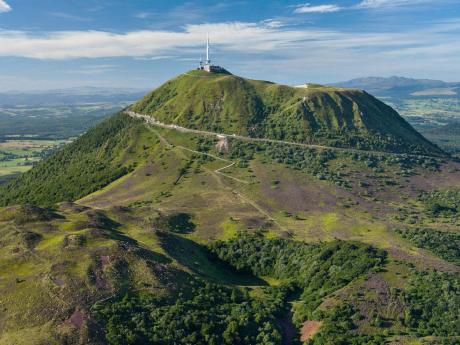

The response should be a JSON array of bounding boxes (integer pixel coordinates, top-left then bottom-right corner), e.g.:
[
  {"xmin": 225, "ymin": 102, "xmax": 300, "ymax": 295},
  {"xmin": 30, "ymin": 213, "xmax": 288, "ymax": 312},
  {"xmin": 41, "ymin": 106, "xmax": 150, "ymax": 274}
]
[
  {"xmin": 132, "ymin": 70, "xmax": 443, "ymax": 156},
  {"xmin": 310, "ymin": 270, "xmax": 460, "ymax": 345},
  {"xmin": 396, "ymin": 228, "xmax": 460, "ymax": 265},
  {"xmin": 210, "ymin": 233, "xmax": 386, "ymax": 323},
  {"xmin": 419, "ymin": 188, "xmax": 460, "ymax": 219},
  {"xmin": 399, "ymin": 271, "xmax": 459, "ymax": 337},
  {"xmin": 95, "ymin": 279, "xmax": 286, "ymax": 345},
  {"xmin": 152, "ymin": 212, "xmax": 196, "ymax": 234},
  {"xmin": 0, "ymin": 113, "xmax": 140, "ymax": 207},
  {"xmin": 309, "ymin": 305, "xmax": 386, "ymax": 345},
  {"xmin": 227, "ymin": 139, "xmax": 442, "ymax": 190}
]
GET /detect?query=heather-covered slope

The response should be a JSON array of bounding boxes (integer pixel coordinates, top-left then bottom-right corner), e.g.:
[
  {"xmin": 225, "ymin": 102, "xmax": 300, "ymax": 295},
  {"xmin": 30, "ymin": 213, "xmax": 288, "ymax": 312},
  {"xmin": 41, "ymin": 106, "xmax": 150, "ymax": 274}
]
[{"xmin": 131, "ymin": 70, "xmax": 443, "ymax": 156}]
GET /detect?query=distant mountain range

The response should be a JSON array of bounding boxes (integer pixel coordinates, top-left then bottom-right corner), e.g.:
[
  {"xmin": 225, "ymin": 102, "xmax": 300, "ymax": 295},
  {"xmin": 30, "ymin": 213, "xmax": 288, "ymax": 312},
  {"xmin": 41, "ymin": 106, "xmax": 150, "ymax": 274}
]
[
  {"xmin": 332, "ymin": 76, "xmax": 460, "ymax": 98},
  {"xmin": 0, "ymin": 87, "xmax": 148, "ymax": 105}
]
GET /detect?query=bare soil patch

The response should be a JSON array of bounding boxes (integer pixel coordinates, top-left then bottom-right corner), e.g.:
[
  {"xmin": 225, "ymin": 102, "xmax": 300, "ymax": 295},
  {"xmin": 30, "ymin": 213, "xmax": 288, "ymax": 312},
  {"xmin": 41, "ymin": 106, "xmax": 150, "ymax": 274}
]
[
  {"xmin": 300, "ymin": 320, "xmax": 323, "ymax": 342},
  {"xmin": 64, "ymin": 309, "xmax": 87, "ymax": 329}
]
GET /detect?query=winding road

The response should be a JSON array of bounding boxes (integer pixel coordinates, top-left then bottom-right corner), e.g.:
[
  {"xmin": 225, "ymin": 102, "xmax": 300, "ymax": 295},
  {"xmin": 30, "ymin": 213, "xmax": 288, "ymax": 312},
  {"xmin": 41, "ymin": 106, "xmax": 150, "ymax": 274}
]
[{"xmin": 125, "ymin": 110, "xmax": 439, "ymax": 159}]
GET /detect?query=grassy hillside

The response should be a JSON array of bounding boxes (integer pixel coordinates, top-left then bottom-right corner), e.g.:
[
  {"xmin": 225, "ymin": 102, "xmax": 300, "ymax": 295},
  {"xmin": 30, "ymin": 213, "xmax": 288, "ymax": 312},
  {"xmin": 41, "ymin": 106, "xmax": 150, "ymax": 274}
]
[
  {"xmin": 0, "ymin": 71, "xmax": 459, "ymax": 344},
  {"xmin": 131, "ymin": 70, "xmax": 443, "ymax": 156},
  {"xmin": 0, "ymin": 113, "xmax": 145, "ymax": 207},
  {"xmin": 0, "ymin": 203, "xmax": 187, "ymax": 344}
]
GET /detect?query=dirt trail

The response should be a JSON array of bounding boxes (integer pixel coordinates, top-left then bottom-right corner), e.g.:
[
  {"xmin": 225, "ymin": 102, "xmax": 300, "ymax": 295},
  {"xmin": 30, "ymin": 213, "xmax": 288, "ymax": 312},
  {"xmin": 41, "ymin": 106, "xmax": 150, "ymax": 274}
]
[
  {"xmin": 145, "ymin": 124, "xmax": 249, "ymax": 184},
  {"xmin": 144, "ymin": 123, "xmax": 287, "ymax": 232}
]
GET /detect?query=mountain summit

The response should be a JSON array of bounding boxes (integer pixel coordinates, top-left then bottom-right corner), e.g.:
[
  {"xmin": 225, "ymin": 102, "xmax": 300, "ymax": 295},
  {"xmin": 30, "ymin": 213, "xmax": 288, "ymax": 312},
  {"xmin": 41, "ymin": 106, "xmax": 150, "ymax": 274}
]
[{"xmin": 131, "ymin": 70, "xmax": 443, "ymax": 156}]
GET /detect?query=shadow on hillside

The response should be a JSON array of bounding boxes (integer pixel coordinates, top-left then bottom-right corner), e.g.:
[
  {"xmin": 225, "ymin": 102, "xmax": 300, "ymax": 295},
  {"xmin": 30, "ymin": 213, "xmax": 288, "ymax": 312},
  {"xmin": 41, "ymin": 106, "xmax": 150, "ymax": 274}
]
[{"xmin": 157, "ymin": 231, "xmax": 266, "ymax": 286}]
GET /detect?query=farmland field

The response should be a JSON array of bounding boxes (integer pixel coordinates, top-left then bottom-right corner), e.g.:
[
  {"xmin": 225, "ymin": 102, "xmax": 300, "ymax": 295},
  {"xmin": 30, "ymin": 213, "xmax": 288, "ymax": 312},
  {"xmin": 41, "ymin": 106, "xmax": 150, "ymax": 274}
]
[
  {"xmin": 0, "ymin": 102, "xmax": 130, "ymax": 140},
  {"xmin": 387, "ymin": 97, "xmax": 460, "ymax": 127},
  {"xmin": 386, "ymin": 97, "xmax": 460, "ymax": 156},
  {"xmin": 0, "ymin": 139, "xmax": 70, "ymax": 183},
  {"xmin": 0, "ymin": 101, "xmax": 136, "ymax": 183}
]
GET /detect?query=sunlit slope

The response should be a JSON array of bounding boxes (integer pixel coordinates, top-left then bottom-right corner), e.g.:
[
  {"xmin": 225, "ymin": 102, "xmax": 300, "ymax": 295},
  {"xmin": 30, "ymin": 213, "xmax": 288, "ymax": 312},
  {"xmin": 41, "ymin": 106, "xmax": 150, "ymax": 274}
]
[{"xmin": 131, "ymin": 70, "xmax": 443, "ymax": 156}]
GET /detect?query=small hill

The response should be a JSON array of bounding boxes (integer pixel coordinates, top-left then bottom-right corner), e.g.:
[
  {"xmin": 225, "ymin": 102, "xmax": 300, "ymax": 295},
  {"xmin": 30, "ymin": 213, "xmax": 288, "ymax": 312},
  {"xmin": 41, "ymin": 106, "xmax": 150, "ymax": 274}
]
[{"xmin": 131, "ymin": 70, "xmax": 443, "ymax": 156}]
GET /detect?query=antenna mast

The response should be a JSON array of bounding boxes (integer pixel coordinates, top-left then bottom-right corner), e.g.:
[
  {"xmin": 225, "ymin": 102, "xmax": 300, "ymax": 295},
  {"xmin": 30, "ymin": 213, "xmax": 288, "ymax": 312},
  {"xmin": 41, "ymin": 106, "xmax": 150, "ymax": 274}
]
[{"xmin": 206, "ymin": 35, "xmax": 210, "ymax": 65}]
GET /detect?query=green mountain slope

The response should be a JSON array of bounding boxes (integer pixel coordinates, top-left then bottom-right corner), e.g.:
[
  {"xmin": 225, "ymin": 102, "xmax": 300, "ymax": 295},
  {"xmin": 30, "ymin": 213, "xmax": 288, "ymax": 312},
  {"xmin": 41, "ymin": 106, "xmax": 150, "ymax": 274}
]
[
  {"xmin": 131, "ymin": 70, "xmax": 443, "ymax": 156},
  {"xmin": 0, "ymin": 113, "xmax": 144, "ymax": 207}
]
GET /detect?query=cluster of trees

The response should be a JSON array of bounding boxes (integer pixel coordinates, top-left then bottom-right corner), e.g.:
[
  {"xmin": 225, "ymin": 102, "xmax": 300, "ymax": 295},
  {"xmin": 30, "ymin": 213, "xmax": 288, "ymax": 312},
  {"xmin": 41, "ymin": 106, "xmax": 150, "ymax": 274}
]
[
  {"xmin": 260, "ymin": 121, "xmax": 422, "ymax": 155},
  {"xmin": 0, "ymin": 113, "xmax": 138, "ymax": 206},
  {"xmin": 400, "ymin": 271, "xmax": 460, "ymax": 337},
  {"xmin": 263, "ymin": 144, "xmax": 349, "ymax": 185},
  {"xmin": 226, "ymin": 139, "xmax": 442, "ymax": 191},
  {"xmin": 395, "ymin": 227, "xmax": 460, "ymax": 265},
  {"xmin": 308, "ymin": 305, "xmax": 386, "ymax": 345},
  {"xmin": 209, "ymin": 232, "xmax": 386, "ymax": 322},
  {"xmin": 310, "ymin": 269, "xmax": 460, "ymax": 344},
  {"xmin": 93, "ymin": 231, "xmax": 459, "ymax": 344},
  {"xmin": 419, "ymin": 188, "xmax": 460, "ymax": 218},
  {"xmin": 227, "ymin": 140, "xmax": 350, "ymax": 186},
  {"xmin": 0, "ymin": 150, "xmax": 18, "ymax": 162},
  {"xmin": 95, "ymin": 279, "xmax": 286, "ymax": 345}
]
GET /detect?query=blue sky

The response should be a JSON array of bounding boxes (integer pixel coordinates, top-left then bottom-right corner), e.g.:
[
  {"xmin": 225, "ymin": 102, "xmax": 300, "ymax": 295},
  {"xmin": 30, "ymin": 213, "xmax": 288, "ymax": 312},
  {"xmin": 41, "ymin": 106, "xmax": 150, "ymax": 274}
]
[{"xmin": 0, "ymin": 0, "xmax": 459, "ymax": 91}]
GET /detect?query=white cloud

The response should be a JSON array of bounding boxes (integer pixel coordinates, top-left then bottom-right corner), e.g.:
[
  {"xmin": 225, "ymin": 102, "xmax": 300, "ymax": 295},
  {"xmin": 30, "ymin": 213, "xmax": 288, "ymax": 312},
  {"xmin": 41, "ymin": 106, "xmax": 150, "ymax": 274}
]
[
  {"xmin": 135, "ymin": 55, "xmax": 177, "ymax": 61},
  {"xmin": 0, "ymin": 20, "xmax": 458, "ymax": 83},
  {"xmin": 356, "ymin": 0, "xmax": 429, "ymax": 8},
  {"xmin": 261, "ymin": 19, "xmax": 285, "ymax": 28},
  {"xmin": 0, "ymin": 0, "xmax": 11, "ymax": 13},
  {"xmin": 0, "ymin": 23, "xmax": 312, "ymax": 60},
  {"xmin": 48, "ymin": 12, "xmax": 91, "ymax": 22},
  {"xmin": 2, "ymin": 21, "xmax": 453, "ymax": 60},
  {"xmin": 294, "ymin": 3, "xmax": 343, "ymax": 13},
  {"xmin": 133, "ymin": 12, "xmax": 152, "ymax": 19},
  {"xmin": 65, "ymin": 64, "xmax": 116, "ymax": 75}
]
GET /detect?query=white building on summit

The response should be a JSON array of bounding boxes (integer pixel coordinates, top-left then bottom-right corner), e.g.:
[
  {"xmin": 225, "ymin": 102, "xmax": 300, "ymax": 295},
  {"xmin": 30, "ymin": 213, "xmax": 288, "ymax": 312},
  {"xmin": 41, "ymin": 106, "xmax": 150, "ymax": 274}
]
[{"xmin": 198, "ymin": 37, "xmax": 226, "ymax": 73}]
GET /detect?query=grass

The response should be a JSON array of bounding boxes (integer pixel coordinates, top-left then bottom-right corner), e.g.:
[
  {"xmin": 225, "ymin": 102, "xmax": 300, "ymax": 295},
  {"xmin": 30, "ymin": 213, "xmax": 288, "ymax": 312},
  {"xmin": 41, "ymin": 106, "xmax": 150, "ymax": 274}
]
[
  {"xmin": 219, "ymin": 218, "xmax": 239, "ymax": 240},
  {"xmin": 260, "ymin": 276, "xmax": 284, "ymax": 286},
  {"xmin": 0, "ymin": 322, "xmax": 58, "ymax": 345}
]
